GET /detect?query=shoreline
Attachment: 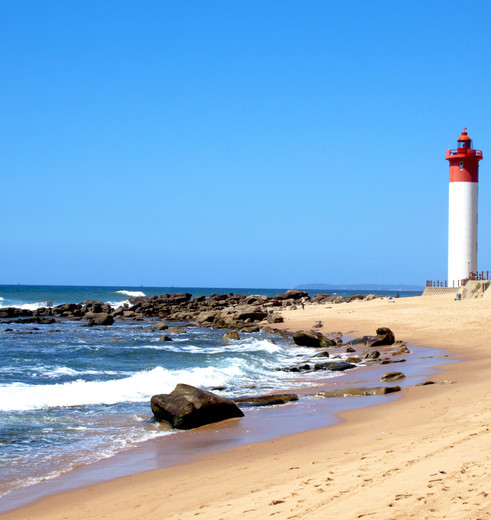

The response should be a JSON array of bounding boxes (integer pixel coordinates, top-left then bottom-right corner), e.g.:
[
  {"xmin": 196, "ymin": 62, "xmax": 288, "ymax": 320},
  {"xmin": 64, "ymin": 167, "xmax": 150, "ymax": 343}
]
[{"xmin": 1, "ymin": 294, "xmax": 490, "ymax": 519}]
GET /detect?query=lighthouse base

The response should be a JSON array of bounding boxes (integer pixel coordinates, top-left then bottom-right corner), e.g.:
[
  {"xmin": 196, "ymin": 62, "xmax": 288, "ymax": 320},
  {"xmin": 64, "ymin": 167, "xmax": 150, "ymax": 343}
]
[{"xmin": 448, "ymin": 182, "xmax": 478, "ymax": 286}]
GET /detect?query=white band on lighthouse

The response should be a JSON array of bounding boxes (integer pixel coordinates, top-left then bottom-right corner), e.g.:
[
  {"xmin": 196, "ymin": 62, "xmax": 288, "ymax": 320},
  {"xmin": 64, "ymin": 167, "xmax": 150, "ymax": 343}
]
[{"xmin": 448, "ymin": 181, "xmax": 478, "ymax": 286}]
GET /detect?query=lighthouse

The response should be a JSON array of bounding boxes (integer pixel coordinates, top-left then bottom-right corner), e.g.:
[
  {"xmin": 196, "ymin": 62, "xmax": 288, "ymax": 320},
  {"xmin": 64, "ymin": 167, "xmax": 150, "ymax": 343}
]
[{"xmin": 446, "ymin": 129, "xmax": 483, "ymax": 286}]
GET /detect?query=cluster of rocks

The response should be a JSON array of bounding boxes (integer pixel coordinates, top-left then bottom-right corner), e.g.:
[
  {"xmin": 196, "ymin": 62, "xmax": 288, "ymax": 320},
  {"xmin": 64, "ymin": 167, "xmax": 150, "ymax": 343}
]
[
  {"xmin": 279, "ymin": 327, "xmax": 409, "ymax": 374},
  {"xmin": 150, "ymin": 326, "xmax": 410, "ymax": 430},
  {"xmin": 0, "ymin": 290, "xmax": 390, "ymax": 329},
  {"xmin": 0, "ymin": 289, "xmax": 312, "ymax": 328}
]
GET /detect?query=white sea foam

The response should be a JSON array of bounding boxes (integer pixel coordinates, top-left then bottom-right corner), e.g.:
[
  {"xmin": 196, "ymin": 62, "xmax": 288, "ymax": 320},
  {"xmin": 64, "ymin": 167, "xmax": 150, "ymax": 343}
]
[
  {"xmin": 1, "ymin": 301, "xmax": 52, "ymax": 311},
  {"xmin": 116, "ymin": 290, "xmax": 146, "ymax": 297},
  {"xmin": 108, "ymin": 299, "xmax": 132, "ymax": 309},
  {"xmin": 0, "ymin": 363, "xmax": 245, "ymax": 412}
]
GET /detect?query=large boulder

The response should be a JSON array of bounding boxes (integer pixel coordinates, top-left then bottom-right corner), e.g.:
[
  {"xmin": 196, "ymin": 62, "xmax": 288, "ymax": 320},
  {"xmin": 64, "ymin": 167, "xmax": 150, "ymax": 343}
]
[
  {"xmin": 292, "ymin": 331, "xmax": 336, "ymax": 348},
  {"xmin": 150, "ymin": 384, "xmax": 244, "ymax": 429},
  {"xmin": 370, "ymin": 327, "xmax": 395, "ymax": 347}
]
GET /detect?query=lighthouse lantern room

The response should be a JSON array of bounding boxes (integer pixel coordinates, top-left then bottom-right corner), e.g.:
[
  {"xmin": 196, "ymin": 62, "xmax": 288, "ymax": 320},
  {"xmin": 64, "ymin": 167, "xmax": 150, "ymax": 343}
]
[{"xmin": 446, "ymin": 129, "xmax": 483, "ymax": 286}]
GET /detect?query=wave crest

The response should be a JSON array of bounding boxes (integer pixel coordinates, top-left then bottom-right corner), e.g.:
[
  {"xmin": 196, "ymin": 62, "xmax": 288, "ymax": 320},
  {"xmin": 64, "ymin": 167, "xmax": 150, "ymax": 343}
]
[{"xmin": 116, "ymin": 290, "xmax": 146, "ymax": 297}]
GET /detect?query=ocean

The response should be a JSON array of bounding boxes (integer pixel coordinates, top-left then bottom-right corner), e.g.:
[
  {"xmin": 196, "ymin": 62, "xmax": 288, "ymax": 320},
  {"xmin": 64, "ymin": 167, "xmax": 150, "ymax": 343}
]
[{"xmin": 0, "ymin": 285, "xmax": 422, "ymax": 503}]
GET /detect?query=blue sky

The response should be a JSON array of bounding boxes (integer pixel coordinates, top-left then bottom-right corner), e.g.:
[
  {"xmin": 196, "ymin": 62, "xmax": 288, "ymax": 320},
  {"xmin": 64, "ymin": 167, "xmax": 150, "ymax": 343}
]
[{"xmin": 2, "ymin": 1, "xmax": 491, "ymax": 288}]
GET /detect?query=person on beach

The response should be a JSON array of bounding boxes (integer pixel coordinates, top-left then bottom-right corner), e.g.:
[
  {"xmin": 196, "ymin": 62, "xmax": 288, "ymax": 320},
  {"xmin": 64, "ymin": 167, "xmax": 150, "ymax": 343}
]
[{"xmin": 301, "ymin": 297, "xmax": 305, "ymax": 310}]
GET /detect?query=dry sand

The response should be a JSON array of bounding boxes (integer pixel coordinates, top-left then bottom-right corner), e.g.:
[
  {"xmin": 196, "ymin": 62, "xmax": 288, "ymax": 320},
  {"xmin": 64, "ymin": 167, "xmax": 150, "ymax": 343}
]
[{"xmin": 1, "ymin": 294, "xmax": 490, "ymax": 520}]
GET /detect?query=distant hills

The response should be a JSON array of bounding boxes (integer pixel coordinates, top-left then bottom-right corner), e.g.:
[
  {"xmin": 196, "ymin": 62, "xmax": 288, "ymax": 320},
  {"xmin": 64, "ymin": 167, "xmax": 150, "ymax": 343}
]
[{"xmin": 295, "ymin": 283, "xmax": 423, "ymax": 292}]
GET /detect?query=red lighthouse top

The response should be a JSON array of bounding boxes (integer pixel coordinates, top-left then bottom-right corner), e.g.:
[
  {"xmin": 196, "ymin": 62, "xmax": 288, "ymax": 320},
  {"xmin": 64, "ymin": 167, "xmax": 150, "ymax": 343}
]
[{"xmin": 446, "ymin": 129, "xmax": 483, "ymax": 183}]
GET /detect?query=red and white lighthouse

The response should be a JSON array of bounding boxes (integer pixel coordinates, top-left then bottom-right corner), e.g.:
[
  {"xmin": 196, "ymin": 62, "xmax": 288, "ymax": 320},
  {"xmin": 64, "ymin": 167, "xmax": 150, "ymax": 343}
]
[{"xmin": 446, "ymin": 129, "xmax": 483, "ymax": 286}]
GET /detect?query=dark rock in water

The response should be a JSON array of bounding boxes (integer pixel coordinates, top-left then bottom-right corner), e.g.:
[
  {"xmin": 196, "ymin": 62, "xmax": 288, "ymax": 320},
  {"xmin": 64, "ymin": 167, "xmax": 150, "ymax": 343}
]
[
  {"xmin": 318, "ymin": 386, "xmax": 401, "ymax": 398},
  {"xmin": 0, "ymin": 307, "xmax": 33, "ymax": 318},
  {"xmin": 345, "ymin": 346, "xmax": 356, "ymax": 353},
  {"xmin": 222, "ymin": 330, "xmax": 240, "ymax": 343},
  {"xmin": 392, "ymin": 344, "xmax": 410, "ymax": 355},
  {"xmin": 292, "ymin": 331, "xmax": 336, "ymax": 348},
  {"xmin": 150, "ymin": 384, "xmax": 244, "ymax": 429},
  {"xmin": 346, "ymin": 356, "xmax": 361, "ymax": 363},
  {"xmin": 153, "ymin": 321, "xmax": 168, "ymax": 331},
  {"xmin": 85, "ymin": 312, "xmax": 114, "ymax": 326},
  {"xmin": 313, "ymin": 361, "xmax": 356, "ymax": 372},
  {"xmin": 233, "ymin": 393, "xmax": 298, "ymax": 407},
  {"xmin": 3, "ymin": 317, "xmax": 57, "ymax": 325},
  {"xmin": 313, "ymin": 350, "xmax": 330, "ymax": 358},
  {"xmin": 345, "ymin": 335, "xmax": 375, "ymax": 346},
  {"xmin": 361, "ymin": 350, "xmax": 380, "ymax": 360},
  {"xmin": 381, "ymin": 371, "xmax": 405, "ymax": 381},
  {"xmin": 380, "ymin": 358, "xmax": 406, "ymax": 364},
  {"xmin": 286, "ymin": 363, "xmax": 312, "ymax": 372},
  {"xmin": 159, "ymin": 334, "xmax": 173, "ymax": 342}
]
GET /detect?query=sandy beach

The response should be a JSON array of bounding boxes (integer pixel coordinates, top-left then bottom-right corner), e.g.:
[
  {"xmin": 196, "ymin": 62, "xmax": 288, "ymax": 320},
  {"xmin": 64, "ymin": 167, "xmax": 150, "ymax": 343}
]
[{"xmin": 1, "ymin": 293, "xmax": 490, "ymax": 520}]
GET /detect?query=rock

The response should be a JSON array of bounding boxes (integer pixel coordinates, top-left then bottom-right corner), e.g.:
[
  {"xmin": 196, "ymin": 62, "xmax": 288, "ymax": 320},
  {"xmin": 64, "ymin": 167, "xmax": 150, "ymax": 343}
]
[
  {"xmin": 195, "ymin": 311, "xmax": 220, "ymax": 325},
  {"xmin": 150, "ymin": 384, "xmax": 244, "ymax": 429},
  {"xmin": 313, "ymin": 350, "xmax": 330, "ymax": 358},
  {"xmin": 159, "ymin": 335, "xmax": 173, "ymax": 342},
  {"xmin": 345, "ymin": 346, "xmax": 356, "ymax": 353},
  {"xmin": 370, "ymin": 327, "xmax": 395, "ymax": 347},
  {"xmin": 286, "ymin": 363, "xmax": 312, "ymax": 372},
  {"xmin": 381, "ymin": 371, "xmax": 405, "ymax": 381},
  {"xmin": 318, "ymin": 386, "xmax": 401, "ymax": 398},
  {"xmin": 233, "ymin": 393, "xmax": 298, "ymax": 407},
  {"xmin": 312, "ymin": 321, "xmax": 323, "ymax": 329},
  {"xmin": 344, "ymin": 294, "xmax": 364, "ymax": 303},
  {"xmin": 153, "ymin": 321, "xmax": 169, "ymax": 330},
  {"xmin": 346, "ymin": 328, "xmax": 395, "ymax": 348},
  {"xmin": 85, "ymin": 312, "xmax": 114, "ymax": 326},
  {"xmin": 313, "ymin": 361, "xmax": 356, "ymax": 372},
  {"xmin": 274, "ymin": 289, "xmax": 308, "ymax": 301},
  {"xmin": 346, "ymin": 356, "xmax": 361, "ymax": 363},
  {"xmin": 222, "ymin": 331, "xmax": 240, "ymax": 343},
  {"xmin": 345, "ymin": 335, "xmax": 375, "ymax": 346},
  {"xmin": 361, "ymin": 350, "xmax": 380, "ymax": 360},
  {"xmin": 292, "ymin": 331, "xmax": 336, "ymax": 348},
  {"xmin": 267, "ymin": 313, "xmax": 284, "ymax": 324},
  {"xmin": 392, "ymin": 344, "xmax": 410, "ymax": 355}
]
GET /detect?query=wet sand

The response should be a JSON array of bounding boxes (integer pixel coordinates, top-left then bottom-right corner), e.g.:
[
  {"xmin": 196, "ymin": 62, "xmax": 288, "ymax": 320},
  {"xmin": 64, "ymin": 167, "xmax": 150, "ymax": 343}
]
[{"xmin": 1, "ymin": 294, "xmax": 490, "ymax": 520}]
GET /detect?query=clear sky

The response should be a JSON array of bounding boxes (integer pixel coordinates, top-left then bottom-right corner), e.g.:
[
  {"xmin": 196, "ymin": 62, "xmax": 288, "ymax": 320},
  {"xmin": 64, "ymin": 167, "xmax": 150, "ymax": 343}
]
[{"xmin": 2, "ymin": 1, "xmax": 491, "ymax": 288}]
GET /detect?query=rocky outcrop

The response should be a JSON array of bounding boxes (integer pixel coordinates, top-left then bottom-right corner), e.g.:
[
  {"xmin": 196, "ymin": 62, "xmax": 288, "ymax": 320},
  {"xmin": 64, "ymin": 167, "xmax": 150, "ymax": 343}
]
[
  {"xmin": 0, "ymin": 289, "xmax": 392, "ymax": 331},
  {"xmin": 150, "ymin": 384, "xmax": 244, "ymax": 429}
]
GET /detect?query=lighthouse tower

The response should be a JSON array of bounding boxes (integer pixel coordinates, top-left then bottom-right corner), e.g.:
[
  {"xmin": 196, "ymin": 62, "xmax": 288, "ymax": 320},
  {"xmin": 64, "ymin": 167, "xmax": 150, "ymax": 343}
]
[{"xmin": 446, "ymin": 129, "xmax": 483, "ymax": 286}]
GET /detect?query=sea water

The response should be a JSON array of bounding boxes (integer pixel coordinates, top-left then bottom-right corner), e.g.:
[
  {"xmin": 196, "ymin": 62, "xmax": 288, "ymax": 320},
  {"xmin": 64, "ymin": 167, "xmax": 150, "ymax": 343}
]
[{"xmin": 0, "ymin": 285, "xmax": 421, "ymax": 500}]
